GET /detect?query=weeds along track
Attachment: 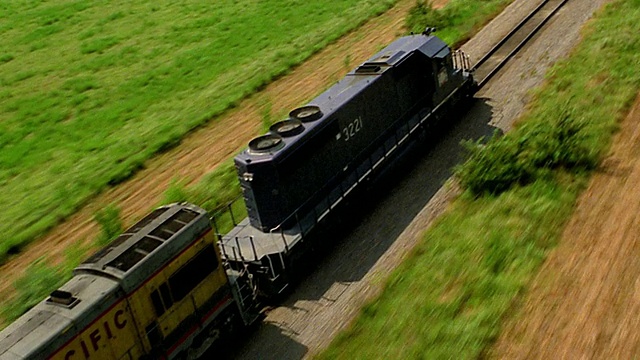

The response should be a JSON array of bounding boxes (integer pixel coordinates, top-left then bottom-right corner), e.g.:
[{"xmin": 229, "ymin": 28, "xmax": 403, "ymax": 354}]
[{"xmin": 472, "ymin": 0, "xmax": 570, "ymax": 89}]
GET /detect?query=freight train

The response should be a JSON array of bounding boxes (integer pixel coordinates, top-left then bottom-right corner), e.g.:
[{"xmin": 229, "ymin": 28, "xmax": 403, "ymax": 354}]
[{"xmin": 0, "ymin": 31, "xmax": 475, "ymax": 360}]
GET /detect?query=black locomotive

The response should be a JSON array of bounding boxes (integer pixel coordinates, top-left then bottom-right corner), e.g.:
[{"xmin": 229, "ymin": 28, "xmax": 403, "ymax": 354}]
[
  {"xmin": 223, "ymin": 32, "xmax": 474, "ymax": 296},
  {"xmin": 236, "ymin": 33, "xmax": 473, "ymax": 233}
]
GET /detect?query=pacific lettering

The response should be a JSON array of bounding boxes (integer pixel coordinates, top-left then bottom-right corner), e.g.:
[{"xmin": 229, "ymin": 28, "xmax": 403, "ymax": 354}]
[
  {"xmin": 89, "ymin": 329, "xmax": 101, "ymax": 351},
  {"xmin": 103, "ymin": 321, "xmax": 113, "ymax": 339},
  {"xmin": 63, "ymin": 308, "xmax": 128, "ymax": 359},
  {"xmin": 79, "ymin": 339, "xmax": 90, "ymax": 358},
  {"xmin": 114, "ymin": 309, "xmax": 127, "ymax": 329}
]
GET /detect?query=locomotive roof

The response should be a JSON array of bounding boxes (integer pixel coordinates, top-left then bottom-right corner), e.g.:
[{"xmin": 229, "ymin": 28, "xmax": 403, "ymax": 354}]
[
  {"xmin": 236, "ymin": 34, "xmax": 449, "ymax": 164},
  {"xmin": 0, "ymin": 275, "xmax": 120, "ymax": 359},
  {"xmin": 75, "ymin": 202, "xmax": 210, "ymax": 292},
  {"xmin": 365, "ymin": 33, "xmax": 449, "ymax": 62}
]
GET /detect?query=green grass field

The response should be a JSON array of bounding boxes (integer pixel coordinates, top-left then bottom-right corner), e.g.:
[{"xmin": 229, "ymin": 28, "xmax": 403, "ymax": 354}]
[
  {"xmin": 318, "ymin": 0, "xmax": 640, "ymax": 357},
  {"xmin": 0, "ymin": 0, "xmax": 396, "ymax": 263}
]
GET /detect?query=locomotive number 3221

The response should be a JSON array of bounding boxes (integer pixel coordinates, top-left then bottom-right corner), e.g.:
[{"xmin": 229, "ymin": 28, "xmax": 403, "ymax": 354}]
[{"xmin": 341, "ymin": 117, "xmax": 363, "ymax": 142}]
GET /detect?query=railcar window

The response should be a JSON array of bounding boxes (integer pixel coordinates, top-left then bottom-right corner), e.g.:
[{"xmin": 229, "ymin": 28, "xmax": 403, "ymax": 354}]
[
  {"xmin": 83, "ymin": 234, "xmax": 132, "ymax": 264},
  {"xmin": 106, "ymin": 236, "xmax": 162, "ymax": 271},
  {"xmin": 137, "ymin": 236, "xmax": 163, "ymax": 253},
  {"xmin": 175, "ymin": 208, "xmax": 199, "ymax": 224},
  {"xmin": 146, "ymin": 322, "xmax": 163, "ymax": 347},
  {"xmin": 149, "ymin": 209, "xmax": 197, "ymax": 240},
  {"xmin": 150, "ymin": 225, "xmax": 176, "ymax": 240},
  {"xmin": 160, "ymin": 283, "xmax": 173, "ymax": 309},
  {"xmin": 150, "ymin": 290, "xmax": 165, "ymax": 316},
  {"xmin": 107, "ymin": 248, "xmax": 146, "ymax": 271},
  {"xmin": 128, "ymin": 208, "xmax": 166, "ymax": 233},
  {"xmin": 169, "ymin": 245, "xmax": 218, "ymax": 301},
  {"xmin": 438, "ymin": 59, "xmax": 451, "ymax": 76}
]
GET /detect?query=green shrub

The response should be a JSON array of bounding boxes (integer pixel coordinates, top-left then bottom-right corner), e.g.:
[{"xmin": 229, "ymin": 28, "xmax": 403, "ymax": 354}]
[
  {"xmin": 2, "ymin": 259, "xmax": 65, "ymax": 321},
  {"xmin": 93, "ymin": 204, "xmax": 123, "ymax": 246},
  {"xmin": 161, "ymin": 160, "xmax": 242, "ymax": 213},
  {"xmin": 456, "ymin": 108, "xmax": 599, "ymax": 195},
  {"xmin": 163, "ymin": 179, "xmax": 191, "ymax": 204},
  {"xmin": 405, "ymin": 0, "xmax": 512, "ymax": 45},
  {"xmin": 406, "ymin": 1, "xmax": 448, "ymax": 34},
  {"xmin": 0, "ymin": 54, "xmax": 14, "ymax": 64},
  {"xmin": 456, "ymin": 131, "xmax": 533, "ymax": 195}
]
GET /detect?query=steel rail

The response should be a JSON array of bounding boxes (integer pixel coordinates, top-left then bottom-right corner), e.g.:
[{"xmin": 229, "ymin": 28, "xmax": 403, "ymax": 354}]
[
  {"xmin": 473, "ymin": 0, "xmax": 571, "ymax": 89},
  {"xmin": 472, "ymin": 0, "xmax": 551, "ymax": 71}
]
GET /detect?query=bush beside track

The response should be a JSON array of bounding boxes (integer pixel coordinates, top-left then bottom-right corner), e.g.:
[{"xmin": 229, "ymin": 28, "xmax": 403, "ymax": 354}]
[
  {"xmin": 0, "ymin": 0, "xmax": 396, "ymax": 264},
  {"xmin": 318, "ymin": 0, "xmax": 640, "ymax": 358}
]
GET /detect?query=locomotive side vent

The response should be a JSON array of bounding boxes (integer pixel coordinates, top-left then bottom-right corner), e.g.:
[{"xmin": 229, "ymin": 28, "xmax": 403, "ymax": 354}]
[
  {"xmin": 270, "ymin": 119, "xmax": 304, "ymax": 137},
  {"xmin": 367, "ymin": 50, "xmax": 405, "ymax": 67},
  {"xmin": 47, "ymin": 290, "xmax": 79, "ymax": 308},
  {"xmin": 289, "ymin": 105, "xmax": 323, "ymax": 122},
  {"xmin": 355, "ymin": 64, "xmax": 381, "ymax": 74}
]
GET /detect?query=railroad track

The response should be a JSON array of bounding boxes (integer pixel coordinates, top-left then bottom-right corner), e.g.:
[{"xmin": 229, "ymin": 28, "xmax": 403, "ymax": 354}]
[{"xmin": 472, "ymin": 0, "xmax": 571, "ymax": 89}]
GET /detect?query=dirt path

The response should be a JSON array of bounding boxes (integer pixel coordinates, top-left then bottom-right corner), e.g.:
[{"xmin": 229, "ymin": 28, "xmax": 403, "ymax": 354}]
[
  {"xmin": 0, "ymin": 0, "xmax": 448, "ymax": 326},
  {"xmin": 489, "ymin": 95, "xmax": 640, "ymax": 359}
]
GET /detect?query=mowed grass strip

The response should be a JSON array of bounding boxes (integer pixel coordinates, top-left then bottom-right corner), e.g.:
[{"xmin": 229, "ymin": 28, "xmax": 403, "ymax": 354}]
[
  {"xmin": 0, "ymin": 0, "xmax": 396, "ymax": 262},
  {"xmin": 317, "ymin": 0, "xmax": 640, "ymax": 358}
]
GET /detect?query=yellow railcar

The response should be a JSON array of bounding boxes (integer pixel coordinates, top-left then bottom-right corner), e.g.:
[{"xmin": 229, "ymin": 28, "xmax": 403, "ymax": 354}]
[{"xmin": 0, "ymin": 203, "xmax": 255, "ymax": 360}]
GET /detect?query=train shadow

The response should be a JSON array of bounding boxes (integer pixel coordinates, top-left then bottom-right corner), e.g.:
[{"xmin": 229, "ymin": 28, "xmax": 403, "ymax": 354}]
[
  {"xmin": 216, "ymin": 321, "xmax": 308, "ymax": 360},
  {"xmin": 227, "ymin": 98, "xmax": 497, "ymax": 359},
  {"xmin": 297, "ymin": 97, "xmax": 497, "ymax": 292}
]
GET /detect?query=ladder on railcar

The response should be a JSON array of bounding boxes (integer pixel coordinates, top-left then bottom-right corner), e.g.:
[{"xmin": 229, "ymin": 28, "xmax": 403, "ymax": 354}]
[{"xmin": 453, "ymin": 49, "xmax": 471, "ymax": 71}]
